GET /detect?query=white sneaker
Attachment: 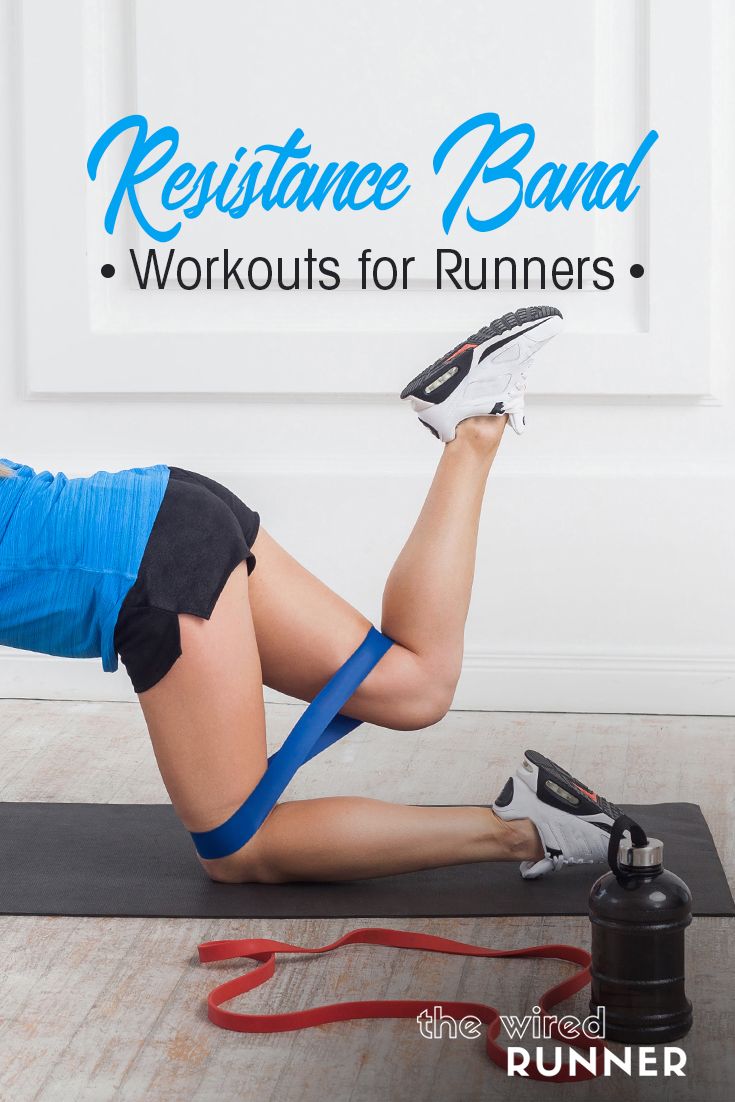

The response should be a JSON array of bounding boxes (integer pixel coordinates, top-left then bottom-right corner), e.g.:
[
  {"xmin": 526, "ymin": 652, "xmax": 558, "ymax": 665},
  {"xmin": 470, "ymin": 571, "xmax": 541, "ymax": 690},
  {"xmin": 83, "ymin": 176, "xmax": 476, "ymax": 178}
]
[
  {"xmin": 401, "ymin": 306, "xmax": 562, "ymax": 441},
  {"xmin": 492, "ymin": 750, "xmax": 623, "ymax": 879}
]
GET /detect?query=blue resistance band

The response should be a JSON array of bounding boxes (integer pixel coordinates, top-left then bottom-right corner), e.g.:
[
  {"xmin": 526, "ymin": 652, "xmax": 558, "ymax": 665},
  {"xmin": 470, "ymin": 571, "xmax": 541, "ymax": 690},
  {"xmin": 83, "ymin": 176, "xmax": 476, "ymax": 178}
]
[{"xmin": 190, "ymin": 626, "xmax": 394, "ymax": 860}]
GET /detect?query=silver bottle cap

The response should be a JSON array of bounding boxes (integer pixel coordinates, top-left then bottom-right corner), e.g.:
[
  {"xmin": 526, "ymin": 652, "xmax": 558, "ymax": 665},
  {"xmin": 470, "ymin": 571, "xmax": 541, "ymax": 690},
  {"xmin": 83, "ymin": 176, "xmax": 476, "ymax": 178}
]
[{"xmin": 618, "ymin": 835, "xmax": 664, "ymax": 868}]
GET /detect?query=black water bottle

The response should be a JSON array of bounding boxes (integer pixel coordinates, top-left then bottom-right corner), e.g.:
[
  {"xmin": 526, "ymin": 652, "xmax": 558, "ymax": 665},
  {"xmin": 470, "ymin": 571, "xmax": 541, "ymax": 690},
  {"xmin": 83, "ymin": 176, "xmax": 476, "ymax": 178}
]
[{"xmin": 588, "ymin": 815, "xmax": 693, "ymax": 1044}]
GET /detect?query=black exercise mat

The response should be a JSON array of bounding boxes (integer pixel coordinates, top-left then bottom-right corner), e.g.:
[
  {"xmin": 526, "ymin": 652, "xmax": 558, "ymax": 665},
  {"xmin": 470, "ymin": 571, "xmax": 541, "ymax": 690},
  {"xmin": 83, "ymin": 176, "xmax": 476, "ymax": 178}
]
[{"xmin": 0, "ymin": 801, "xmax": 732, "ymax": 918}]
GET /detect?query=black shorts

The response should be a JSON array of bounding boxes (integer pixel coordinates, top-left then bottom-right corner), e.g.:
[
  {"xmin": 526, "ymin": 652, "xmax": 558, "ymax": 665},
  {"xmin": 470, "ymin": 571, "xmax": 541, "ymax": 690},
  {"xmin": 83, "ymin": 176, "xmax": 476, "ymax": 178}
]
[{"xmin": 114, "ymin": 467, "xmax": 260, "ymax": 694}]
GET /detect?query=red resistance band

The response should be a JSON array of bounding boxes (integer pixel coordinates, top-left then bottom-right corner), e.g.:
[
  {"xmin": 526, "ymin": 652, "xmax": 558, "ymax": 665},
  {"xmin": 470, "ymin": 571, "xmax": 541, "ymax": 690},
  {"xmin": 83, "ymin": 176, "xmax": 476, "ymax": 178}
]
[{"xmin": 198, "ymin": 927, "xmax": 608, "ymax": 1084}]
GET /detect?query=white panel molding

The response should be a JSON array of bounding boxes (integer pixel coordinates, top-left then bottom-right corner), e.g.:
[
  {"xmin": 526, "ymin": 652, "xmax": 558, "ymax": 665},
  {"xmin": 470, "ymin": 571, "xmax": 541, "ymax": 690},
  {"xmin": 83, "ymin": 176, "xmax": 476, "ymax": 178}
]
[
  {"xmin": 1, "ymin": 648, "xmax": 732, "ymax": 716},
  {"xmin": 16, "ymin": 0, "xmax": 716, "ymax": 399},
  {"xmin": 21, "ymin": 452, "xmax": 735, "ymax": 482},
  {"xmin": 457, "ymin": 650, "xmax": 735, "ymax": 716}
]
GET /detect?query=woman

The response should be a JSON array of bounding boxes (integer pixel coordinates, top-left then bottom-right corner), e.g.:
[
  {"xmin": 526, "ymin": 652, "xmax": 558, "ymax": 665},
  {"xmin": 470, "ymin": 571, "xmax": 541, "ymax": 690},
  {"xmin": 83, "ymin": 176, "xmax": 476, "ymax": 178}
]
[{"xmin": 0, "ymin": 306, "xmax": 622, "ymax": 885}]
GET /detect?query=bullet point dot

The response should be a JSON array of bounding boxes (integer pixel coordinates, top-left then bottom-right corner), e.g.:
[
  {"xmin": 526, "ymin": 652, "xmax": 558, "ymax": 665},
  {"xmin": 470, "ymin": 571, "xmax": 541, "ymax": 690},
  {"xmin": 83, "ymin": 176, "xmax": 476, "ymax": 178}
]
[
  {"xmin": 630, "ymin": 263, "xmax": 645, "ymax": 279},
  {"xmin": 101, "ymin": 264, "xmax": 115, "ymax": 278}
]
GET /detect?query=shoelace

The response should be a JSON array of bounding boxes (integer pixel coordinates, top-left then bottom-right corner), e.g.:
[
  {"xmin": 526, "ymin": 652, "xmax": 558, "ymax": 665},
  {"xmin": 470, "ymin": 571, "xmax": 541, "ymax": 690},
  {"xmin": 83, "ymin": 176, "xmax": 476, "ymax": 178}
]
[{"xmin": 198, "ymin": 926, "xmax": 608, "ymax": 1084}]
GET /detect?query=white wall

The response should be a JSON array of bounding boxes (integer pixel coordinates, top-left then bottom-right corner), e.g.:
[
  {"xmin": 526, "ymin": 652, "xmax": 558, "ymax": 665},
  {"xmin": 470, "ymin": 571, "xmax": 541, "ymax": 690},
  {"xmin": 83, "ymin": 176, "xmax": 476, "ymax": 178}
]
[{"xmin": 1, "ymin": 0, "xmax": 733, "ymax": 714}]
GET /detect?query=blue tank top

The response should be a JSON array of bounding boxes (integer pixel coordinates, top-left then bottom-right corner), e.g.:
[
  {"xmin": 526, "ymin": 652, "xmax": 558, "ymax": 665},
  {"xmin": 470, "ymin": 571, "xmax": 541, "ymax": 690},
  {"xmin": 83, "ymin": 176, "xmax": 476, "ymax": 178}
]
[{"xmin": 0, "ymin": 459, "xmax": 169, "ymax": 672}]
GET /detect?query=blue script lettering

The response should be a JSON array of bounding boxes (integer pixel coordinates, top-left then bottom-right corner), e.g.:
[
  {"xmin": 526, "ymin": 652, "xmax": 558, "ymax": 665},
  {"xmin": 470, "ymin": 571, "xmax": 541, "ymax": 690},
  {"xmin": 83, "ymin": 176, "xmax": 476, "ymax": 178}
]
[
  {"xmin": 87, "ymin": 115, "xmax": 179, "ymax": 241},
  {"xmin": 87, "ymin": 115, "xmax": 410, "ymax": 240},
  {"xmin": 434, "ymin": 112, "xmax": 658, "ymax": 232}
]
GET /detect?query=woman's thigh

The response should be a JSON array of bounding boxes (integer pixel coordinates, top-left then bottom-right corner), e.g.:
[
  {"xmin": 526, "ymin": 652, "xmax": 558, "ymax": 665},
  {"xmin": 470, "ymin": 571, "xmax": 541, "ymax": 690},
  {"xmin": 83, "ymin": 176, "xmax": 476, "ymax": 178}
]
[
  {"xmin": 247, "ymin": 528, "xmax": 443, "ymax": 730},
  {"xmin": 137, "ymin": 562, "xmax": 267, "ymax": 835}
]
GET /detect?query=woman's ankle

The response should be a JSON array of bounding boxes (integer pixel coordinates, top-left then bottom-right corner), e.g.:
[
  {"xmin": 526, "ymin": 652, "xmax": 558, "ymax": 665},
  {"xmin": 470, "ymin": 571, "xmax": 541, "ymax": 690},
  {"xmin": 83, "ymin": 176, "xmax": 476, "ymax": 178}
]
[
  {"xmin": 493, "ymin": 813, "xmax": 544, "ymax": 861},
  {"xmin": 452, "ymin": 415, "xmax": 507, "ymax": 454}
]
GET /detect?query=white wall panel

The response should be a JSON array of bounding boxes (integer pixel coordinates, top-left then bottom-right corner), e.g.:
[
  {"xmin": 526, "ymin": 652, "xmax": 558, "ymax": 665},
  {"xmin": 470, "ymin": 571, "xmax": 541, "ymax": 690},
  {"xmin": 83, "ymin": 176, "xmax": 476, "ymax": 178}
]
[
  {"xmin": 19, "ymin": 0, "xmax": 714, "ymax": 397},
  {"xmin": 1, "ymin": 0, "xmax": 733, "ymax": 714}
]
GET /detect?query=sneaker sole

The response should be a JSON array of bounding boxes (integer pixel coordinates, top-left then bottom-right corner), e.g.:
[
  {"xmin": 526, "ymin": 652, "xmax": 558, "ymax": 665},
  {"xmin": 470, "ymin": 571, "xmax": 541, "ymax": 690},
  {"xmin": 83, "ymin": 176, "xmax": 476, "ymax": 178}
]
[
  {"xmin": 524, "ymin": 749, "xmax": 624, "ymax": 821},
  {"xmin": 400, "ymin": 305, "xmax": 563, "ymax": 401}
]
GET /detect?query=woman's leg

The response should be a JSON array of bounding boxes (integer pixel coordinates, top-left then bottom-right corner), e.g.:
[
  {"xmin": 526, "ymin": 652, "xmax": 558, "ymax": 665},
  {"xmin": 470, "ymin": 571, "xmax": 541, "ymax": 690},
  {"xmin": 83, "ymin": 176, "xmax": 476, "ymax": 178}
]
[
  {"xmin": 139, "ymin": 577, "xmax": 541, "ymax": 884},
  {"xmin": 249, "ymin": 416, "xmax": 507, "ymax": 729},
  {"xmin": 137, "ymin": 434, "xmax": 543, "ymax": 883}
]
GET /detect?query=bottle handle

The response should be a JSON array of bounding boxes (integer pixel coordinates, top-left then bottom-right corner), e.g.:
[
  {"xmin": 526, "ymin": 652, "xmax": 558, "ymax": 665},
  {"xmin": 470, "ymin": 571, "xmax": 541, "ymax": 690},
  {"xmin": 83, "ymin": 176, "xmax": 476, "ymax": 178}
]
[{"xmin": 608, "ymin": 814, "xmax": 649, "ymax": 881}]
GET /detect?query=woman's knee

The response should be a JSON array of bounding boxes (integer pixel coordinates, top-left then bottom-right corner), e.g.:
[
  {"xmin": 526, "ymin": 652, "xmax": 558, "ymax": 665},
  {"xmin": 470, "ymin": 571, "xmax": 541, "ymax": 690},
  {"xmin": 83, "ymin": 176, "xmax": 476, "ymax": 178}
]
[
  {"xmin": 396, "ymin": 686, "xmax": 454, "ymax": 730},
  {"xmin": 375, "ymin": 651, "xmax": 457, "ymax": 730},
  {"xmin": 196, "ymin": 820, "xmax": 288, "ymax": 884},
  {"xmin": 198, "ymin": 844, "xmax": 282, "ymax": 884}
]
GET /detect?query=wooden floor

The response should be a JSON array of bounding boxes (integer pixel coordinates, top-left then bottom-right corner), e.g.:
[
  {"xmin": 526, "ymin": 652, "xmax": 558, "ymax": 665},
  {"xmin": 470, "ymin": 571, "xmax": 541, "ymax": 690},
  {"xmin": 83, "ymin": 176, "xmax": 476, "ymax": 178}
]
[{"xmin": 0, "ymin": 700, "xmax": 732, "ymax": 1102}]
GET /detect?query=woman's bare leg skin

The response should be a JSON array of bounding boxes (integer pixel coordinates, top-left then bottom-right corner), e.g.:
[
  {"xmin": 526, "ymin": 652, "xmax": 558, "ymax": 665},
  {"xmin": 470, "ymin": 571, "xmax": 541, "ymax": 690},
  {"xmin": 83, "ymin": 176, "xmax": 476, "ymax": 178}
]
[
  {"xmin": 249, "ymin": 416, "xmax": 514, "ymax": 726},
  {"xmin": 139, "ymin": 417, "xmax": 543, "ymax": 883}
]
